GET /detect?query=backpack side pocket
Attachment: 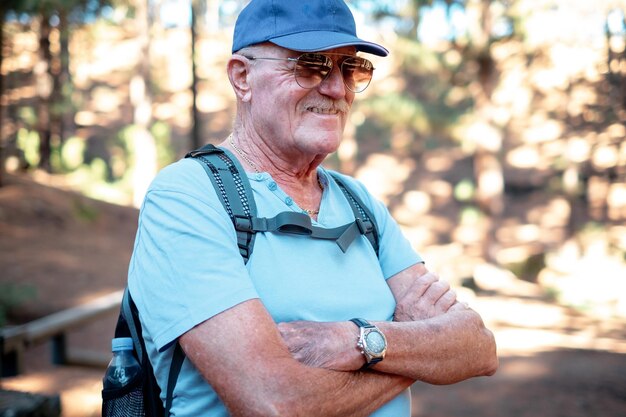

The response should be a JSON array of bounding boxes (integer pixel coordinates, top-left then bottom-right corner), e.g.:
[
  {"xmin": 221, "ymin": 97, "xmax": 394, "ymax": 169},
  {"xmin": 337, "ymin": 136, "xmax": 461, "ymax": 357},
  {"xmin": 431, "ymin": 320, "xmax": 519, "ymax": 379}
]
[{"xmin": 102, "ymin": 370, "xmax": 145, "ymax": 417}]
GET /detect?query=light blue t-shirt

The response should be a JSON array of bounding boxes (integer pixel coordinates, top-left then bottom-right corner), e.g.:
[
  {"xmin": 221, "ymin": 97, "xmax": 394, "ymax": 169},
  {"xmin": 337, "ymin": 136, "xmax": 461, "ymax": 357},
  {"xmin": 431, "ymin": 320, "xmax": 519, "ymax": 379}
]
[{"xmin": 128, "ymin": 155, "xmax": 423, "ymax": 417}]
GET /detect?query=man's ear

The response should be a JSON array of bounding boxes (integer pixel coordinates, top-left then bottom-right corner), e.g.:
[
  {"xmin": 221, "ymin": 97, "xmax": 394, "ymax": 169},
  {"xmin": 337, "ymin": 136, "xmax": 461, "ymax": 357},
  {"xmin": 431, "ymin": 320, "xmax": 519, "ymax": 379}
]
[{"xmin": 227, "ymin": 56, "xmax": 252, "ymax": 102}]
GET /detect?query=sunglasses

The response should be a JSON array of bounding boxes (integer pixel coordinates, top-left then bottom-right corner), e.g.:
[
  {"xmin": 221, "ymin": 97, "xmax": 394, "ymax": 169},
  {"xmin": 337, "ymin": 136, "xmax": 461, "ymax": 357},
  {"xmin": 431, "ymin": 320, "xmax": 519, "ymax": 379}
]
[{"xmin": 241, "ymin": 53, "xmax": 375, "ymax": 93}]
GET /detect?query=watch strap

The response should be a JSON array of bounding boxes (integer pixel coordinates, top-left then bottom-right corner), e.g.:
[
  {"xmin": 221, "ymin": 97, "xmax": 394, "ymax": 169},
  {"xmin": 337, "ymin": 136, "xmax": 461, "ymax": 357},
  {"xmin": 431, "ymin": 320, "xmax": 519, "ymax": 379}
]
[{"xmin": 350, "ymin": 317, "xmax": 374, "ymax": 329}]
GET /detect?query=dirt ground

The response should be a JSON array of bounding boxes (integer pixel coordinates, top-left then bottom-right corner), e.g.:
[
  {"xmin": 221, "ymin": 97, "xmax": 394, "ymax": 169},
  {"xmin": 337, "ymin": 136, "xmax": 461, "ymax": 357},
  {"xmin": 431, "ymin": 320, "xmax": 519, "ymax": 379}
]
[{"xmin": 1, "ymin": 172, "xmax": 625, "ymax": 417}]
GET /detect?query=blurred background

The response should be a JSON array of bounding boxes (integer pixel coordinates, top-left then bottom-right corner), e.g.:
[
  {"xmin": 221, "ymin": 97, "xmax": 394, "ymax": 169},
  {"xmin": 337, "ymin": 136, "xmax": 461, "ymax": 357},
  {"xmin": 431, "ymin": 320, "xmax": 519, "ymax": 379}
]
[{"xmin": 0, "ymin": 0, "xmax": 625, "ymax": 416}]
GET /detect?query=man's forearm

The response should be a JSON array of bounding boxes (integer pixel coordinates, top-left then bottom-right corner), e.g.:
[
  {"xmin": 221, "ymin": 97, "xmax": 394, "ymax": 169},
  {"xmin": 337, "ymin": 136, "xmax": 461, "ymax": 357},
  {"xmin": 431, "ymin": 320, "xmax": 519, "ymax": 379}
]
[
  {"xmin": 182, "ymin": 299, "xmax": 413, "ymax": 417},
  {"xmin": 258, "ymin": 366, "xmax": 413, "ymax": 417},
  {"xmin": 279, "ymin": 305, "xmax": 497, "ymax": 385},
  {"xmin": 373, "ymin": 305, "xmax": 498, "ymax": 384}
]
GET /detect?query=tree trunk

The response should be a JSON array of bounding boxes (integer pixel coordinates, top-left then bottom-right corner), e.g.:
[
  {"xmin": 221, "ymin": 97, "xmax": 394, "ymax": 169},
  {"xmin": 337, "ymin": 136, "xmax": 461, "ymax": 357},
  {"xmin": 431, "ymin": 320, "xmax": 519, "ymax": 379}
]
[
  {"xmin": 0, "ymin": 11, "xmax": 5, "ymax": 186},
  {"xmin": 409, "ymin": 0, "xmax": 422, "ymax": 40},
  {"xmin": 49, "ymin": 12, "xmax": 64, "ymax": 166},
  {"xmin": 36, "ymin": 14, "xmax": 53, "ymax": 172},
  {"xmin": 190, "ymin": 0, "xmax": 201, "ymax": 150},
  {"xmin": 56, "ymin": 8, "xmax": 73, "ymax": 146}
]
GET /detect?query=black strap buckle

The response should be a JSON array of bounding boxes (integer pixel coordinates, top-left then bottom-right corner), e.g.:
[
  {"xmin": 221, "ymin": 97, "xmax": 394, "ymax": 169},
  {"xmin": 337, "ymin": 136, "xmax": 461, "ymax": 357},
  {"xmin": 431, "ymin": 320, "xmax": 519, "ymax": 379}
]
[
  {"xmin": 355, "ymin": 218, "xmax": 372, "ymax": 235},
  {"xmin": 233, "ymin": 215, "xmax": 253, "ymax": 232}
]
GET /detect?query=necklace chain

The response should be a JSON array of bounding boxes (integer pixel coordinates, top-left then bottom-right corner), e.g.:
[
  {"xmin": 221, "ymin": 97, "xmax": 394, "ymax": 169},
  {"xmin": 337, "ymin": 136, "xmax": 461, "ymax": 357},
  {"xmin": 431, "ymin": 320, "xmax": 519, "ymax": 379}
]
[
  {"xmin": 228, "ymin": 133, "xmax": 322, "ymax": 216},
  {"xmin": 229, "ymin": 134, "xmax": 262, "ymax": 173}
]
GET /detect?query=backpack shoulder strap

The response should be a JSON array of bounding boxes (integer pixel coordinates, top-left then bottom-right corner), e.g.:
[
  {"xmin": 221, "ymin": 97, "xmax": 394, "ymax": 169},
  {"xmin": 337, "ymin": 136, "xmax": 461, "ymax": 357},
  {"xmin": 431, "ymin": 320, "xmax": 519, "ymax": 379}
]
[
  {"xmin": 185, "ymin": 144, "xmax": 257, "ymax": 263},
  {"xmin": 327, "ymin": 172, "xmax": 380, "ymax": 257},
  {"xmin": 186, "ymin": 146, "xmax": 380, "ymax": 257},
  {"xmin": 121, "ymin": 288, "xmax": 184, "ymax": 417},
  {"xmin": 164, "ymin": 343, "xmax": 184, "ymax": 415}
]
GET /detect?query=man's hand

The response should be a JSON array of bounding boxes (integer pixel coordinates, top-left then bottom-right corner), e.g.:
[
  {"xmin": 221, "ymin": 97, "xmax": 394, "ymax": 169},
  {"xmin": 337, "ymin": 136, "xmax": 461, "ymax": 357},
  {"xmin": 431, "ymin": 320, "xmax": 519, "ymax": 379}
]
[
  {"xmin": 277, "ymin": 320, "xmax": 363, "ymax": 371},
  {"xmin": 278, "ymin": 268, "xmax": 460, "ymax": 371},
  {"xmin": 392, "ymin": 271, "xmax": 457, "ymax": 322}
]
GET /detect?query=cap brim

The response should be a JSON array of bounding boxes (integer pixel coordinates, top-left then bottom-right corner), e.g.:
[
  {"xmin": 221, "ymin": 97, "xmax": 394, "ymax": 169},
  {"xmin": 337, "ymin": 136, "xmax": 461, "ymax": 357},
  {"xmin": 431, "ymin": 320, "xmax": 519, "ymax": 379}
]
[{"xmin": 270, "ymin": 31, "xmax": 389, "ymax": 57}]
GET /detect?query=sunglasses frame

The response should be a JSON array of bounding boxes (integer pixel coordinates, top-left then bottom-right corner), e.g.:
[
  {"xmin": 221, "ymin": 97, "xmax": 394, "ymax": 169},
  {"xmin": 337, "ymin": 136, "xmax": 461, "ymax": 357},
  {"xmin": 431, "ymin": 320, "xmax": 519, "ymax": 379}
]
[{"xmin": 240, "ymin": 52, "xmax": 375, "ymax": 93}]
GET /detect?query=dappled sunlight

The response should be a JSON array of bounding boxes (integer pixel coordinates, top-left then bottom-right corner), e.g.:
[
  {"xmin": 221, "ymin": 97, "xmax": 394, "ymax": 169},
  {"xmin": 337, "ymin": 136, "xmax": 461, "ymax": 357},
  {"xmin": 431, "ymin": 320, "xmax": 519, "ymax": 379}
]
[
  {"xmin": 5, "ymin": 85, "xmax": 37, "ymax": 102},
  {"xmin": 592, "ymin": 143, "xmax": 621, "ymax": 170},
  {"xmin": 393, "ymin": 191, "xmax": 434, "ymax": 227},
  {"xmin": 568, "ymin": 84, "xmax": 599, "ymax": 118},
  {"xmin": 463, "ymin": 120, "xmax": 502, "ymax": 152},
  {"xmin": 130, "ymin": 129, "xmax": 157, "ymax": 208},
  {"xmin": 498, "ymin": 356, "xmax": 551, "ymax": 379},
  {"xmin": 90, "ymin": 86, "xmax": 122, "ymax": 114},
  {"xmin": 609, "ymin": 226, "xmax": 626, "ymax": 251},
  {"xmin": 355, "ymin": 153, "xmax": 415, "ymax": 204},
  {"xmin": 540, "ymin": 237, "xmax": 626, "ymax": 319},
  {"xmin": 527, "ymin": 197, "xmax": 571, "ymax": 228},
  {"xmin": 496, "ymin": 222, "xmax": 541, "ymax": 245},
  {"xmin": 473, "ymin": 263, "xmax": 543, "ymax": 296},
  {"xmin": 168, "ymin": 91, "xmax": 194, "ymax": 128},
  {"xmin": 74, "ymin": 110, "xmax": 98, "ymax": 126},
  {"xmin": 548, "ymin": 44, "xmax": 603, "ymax": 84},
  {"xmin": 400, "ymin": 225, "xmax": 438, "ymax": 251},
  {"xmin": 423, "ymin": 150, "xmax": 456, "ymax": 172},
  {"xmin": 588, "ymin": 176, "xmax": 612, "ymax": 217},
  {"xmin": 4, "ymin": 31, "xmax": 38, "ymax": 71},
  {"xmin": 153, "ymin": 101, "xmax": 179, "ymax": 120},
  {"xmin": 452, "ymin": 220, "xmax": 489, "ymax": 246},
  {"xmin": 152, "ymin": 30, "xmax": 192, "ymax": 91},
  {"xmin": 2, "ymin": 373, "xmax": 59, "ymax": 393},
  {"xmin": 403, "ymin": 191, "xmax": 432, "ymax": 214},
  {"xmin": 607, "ymin": 183, "xmax": 626, "ymax": 220},
  {"xmin": 81, "ymin": 37, "xmax": 138, "ymax": 81},
  {"xmin": 479, "ymin": 292, "xmax": 626, "ymax": 355},
  {"xmin": 495, "ymin": 243, "xmax": 545, "ymax": 265},
  {"xmin": 196, "ymin": 91, "xmax": 230, "ymax": 113},
  {"xmin": 565, "ymin": 135, "xmax": 592, "ymax": 163},
  {"xmin": 495, "ymin": 327, "xmax": 626, "ymax": 355},
  {"xmin": 62, "ymin": 388, "xmax": 101, "ymax": 417},
  {"xmin": 522, "ymin": 117, "xmax": 564, "ymax": 144},
  {"xmin": 506, "ymin": 145, "xmax": 540, "ymax": 168},
  {"xmin": 418, "ymin": 242, "xmax": 470, "ymax": 278},
  {"xmin": 423, "ymin": 179, "xmax": 454, "ymax": 203},
  {"xmin": 2, "ymin": 370, "xmax": 102, "ymax": 417}
]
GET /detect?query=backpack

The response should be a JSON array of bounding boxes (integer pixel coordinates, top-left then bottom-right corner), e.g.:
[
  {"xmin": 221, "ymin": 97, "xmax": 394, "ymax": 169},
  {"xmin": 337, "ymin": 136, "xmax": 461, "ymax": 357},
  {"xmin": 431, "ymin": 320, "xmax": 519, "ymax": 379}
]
[{"xmin": 102, "ymin": 144, "xmax": 379, "ymax": 417}]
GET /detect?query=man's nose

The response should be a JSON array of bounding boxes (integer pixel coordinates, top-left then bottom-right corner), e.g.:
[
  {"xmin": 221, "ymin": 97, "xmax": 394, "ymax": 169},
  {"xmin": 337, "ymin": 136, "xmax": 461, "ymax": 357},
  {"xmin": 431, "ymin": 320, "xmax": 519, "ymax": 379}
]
[{"xmin": 318, "ymin": 65, "xmax": 347, "ymax": 98}]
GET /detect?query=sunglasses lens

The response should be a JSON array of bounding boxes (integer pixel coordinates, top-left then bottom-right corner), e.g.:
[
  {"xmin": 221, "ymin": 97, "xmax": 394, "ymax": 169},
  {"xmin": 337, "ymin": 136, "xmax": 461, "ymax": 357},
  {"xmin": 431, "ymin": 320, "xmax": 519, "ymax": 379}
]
[
  {"xmin": 294, "ymin": 54, "xmax": 333, "ymax": 89},
  {"xmin": 341, "ymin": 57, "xmax": 374, "ymax": 93},
  {"xmin": 293, "ymin": 54, "xmax": 374, "ymax": 92}
]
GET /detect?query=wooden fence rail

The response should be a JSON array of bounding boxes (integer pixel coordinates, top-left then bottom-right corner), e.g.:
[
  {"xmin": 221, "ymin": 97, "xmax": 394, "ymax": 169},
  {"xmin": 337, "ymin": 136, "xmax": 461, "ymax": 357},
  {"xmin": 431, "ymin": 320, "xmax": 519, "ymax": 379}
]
[{"xmin": 0, "ymin": 290, "xmax": 123, "ymax": 377}]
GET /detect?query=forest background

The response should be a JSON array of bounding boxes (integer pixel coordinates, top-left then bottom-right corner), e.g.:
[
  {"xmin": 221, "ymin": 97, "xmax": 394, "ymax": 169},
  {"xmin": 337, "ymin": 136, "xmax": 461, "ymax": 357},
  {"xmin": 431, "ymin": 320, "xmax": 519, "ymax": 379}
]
[{"xmin": 0, "ymin": 0, "xmax": 625, "ymax": 416}]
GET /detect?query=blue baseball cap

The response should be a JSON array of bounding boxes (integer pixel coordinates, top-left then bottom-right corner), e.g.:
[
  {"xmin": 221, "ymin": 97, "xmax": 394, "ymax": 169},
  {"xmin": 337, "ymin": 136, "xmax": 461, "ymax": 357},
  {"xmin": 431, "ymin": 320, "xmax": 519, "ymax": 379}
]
[{"xmin": 232, "ymin": 0, "xmax": 389, "ymax": 57}]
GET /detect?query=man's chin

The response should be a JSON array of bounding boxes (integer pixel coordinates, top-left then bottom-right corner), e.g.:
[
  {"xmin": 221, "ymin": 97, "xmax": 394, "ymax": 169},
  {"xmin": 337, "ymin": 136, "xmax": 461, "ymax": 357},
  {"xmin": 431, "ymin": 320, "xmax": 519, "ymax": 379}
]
[{"xmin": 294, "ymin": 131, "xmax": 342, "ymax": 152}]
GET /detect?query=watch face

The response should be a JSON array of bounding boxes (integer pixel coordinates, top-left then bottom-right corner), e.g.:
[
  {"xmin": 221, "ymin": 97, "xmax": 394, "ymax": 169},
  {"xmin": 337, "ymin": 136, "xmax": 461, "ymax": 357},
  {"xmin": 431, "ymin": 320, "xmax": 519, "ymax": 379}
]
[{"xmin": 365, "ymin": 330, "xmax": 386, "ymax": 355}]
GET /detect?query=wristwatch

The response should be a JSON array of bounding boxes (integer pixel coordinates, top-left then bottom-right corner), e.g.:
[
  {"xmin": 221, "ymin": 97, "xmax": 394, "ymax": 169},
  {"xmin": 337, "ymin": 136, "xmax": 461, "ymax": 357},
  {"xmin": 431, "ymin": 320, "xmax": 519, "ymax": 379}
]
[{"xmin": 350, "ymin": 318, "xmax": 387, "ymax": 368}]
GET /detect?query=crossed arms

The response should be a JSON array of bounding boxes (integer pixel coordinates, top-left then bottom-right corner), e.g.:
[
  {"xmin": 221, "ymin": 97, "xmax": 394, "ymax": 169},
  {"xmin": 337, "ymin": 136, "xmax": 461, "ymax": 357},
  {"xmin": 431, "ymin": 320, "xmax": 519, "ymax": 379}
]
[{"xmin": 180, "ymin": 263, "xmax": 498, "ymax": 417}]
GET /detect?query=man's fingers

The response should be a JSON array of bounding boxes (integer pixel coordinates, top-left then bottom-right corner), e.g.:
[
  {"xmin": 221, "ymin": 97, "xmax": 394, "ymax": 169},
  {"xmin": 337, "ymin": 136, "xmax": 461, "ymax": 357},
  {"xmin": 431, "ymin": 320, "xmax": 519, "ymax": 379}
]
[
  {"xmin": 449, "ymin": 300, "xmax": 472, "ymax": 312},
  {"xmin": 435, "ymin": 288, "xmax": 457, "ymax": 312},
  {"xmin": 421, "ymin": 279, "xmax": 450, "ymax": 305},
  {"xmin": 409, "ymin": 272, "xmax": 440, "ymax": 298}
]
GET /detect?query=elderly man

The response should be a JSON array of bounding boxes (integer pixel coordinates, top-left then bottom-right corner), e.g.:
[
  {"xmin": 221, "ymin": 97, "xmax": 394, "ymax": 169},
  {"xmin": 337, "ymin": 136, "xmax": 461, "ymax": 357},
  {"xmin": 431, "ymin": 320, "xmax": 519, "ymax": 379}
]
[{"xmin": 127, "ymin": 1, "xmax": 498, "ymax": 416}]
